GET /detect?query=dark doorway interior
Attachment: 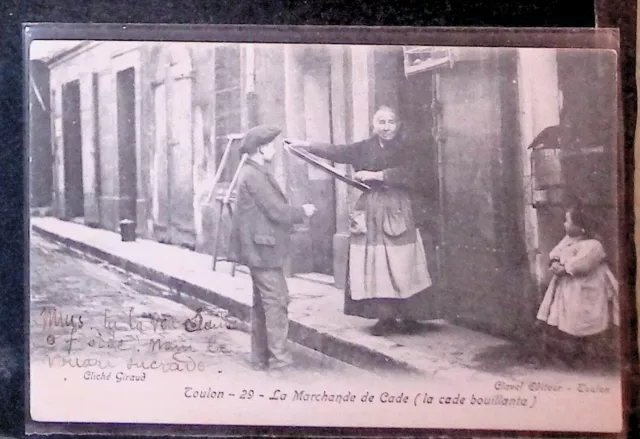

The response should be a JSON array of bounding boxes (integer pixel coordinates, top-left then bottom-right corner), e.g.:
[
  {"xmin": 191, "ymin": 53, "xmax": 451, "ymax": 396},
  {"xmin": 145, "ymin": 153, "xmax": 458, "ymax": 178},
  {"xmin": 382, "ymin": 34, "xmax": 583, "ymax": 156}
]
[
  {"xmin": 61, "ymin": 79, "xmax": 84, "ymax": 219},
  {"xmin": 400, "ymin": 71, "xmax": 440, "ymax": 280},
  {"xmin": 116, "ymin": 68, "xmax": 137, "ymax": 223},
  {"xmin": 556, "ymin": 51, "xmax": 618, "ymax": 271}
]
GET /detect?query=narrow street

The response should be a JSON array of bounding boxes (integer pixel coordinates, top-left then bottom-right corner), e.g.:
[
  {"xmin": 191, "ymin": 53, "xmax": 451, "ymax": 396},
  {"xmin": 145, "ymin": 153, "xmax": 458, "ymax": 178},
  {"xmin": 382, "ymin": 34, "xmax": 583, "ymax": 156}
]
[{"xmin": 29, "ymin": 233, "xmax": 376, "ymax": 385}]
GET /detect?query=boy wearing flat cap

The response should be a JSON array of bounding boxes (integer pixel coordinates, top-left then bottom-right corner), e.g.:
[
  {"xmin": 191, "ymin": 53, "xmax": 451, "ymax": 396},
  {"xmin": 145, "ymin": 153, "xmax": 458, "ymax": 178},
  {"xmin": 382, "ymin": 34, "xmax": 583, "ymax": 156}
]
[{"xmin": 228, "ymin": 125, "xmax": 316, "ymax": 371}]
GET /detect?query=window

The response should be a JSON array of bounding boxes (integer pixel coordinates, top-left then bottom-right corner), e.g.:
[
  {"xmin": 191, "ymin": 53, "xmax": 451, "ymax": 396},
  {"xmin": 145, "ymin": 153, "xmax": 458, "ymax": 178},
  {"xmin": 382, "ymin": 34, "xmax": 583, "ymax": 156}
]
[{"xmin": 214, "ymin": 45, "xmax": 243, "ymax": 184}]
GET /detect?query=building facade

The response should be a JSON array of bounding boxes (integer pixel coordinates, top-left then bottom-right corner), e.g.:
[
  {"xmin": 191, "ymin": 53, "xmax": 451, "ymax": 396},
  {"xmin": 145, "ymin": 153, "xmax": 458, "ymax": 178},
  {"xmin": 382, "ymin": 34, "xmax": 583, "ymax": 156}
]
[{"xmin": 31, "ymin": 41, "xmax": 618, "ymax": 341}]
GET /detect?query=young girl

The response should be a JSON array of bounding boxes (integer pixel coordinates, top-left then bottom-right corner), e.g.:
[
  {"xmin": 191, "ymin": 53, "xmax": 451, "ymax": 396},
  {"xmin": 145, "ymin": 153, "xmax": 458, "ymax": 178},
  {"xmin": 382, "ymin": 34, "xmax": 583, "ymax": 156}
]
[{"xmin": 536, "ymin": 206, "xmax": 620, "ymax": 367}]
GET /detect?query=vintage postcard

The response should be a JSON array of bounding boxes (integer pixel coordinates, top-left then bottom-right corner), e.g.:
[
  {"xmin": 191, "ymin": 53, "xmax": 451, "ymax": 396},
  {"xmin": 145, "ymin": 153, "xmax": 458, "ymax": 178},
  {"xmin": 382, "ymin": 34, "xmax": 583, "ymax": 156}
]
[{"xmin": 26, "ymin": 27, "xmax": 626, "ymax": 434}]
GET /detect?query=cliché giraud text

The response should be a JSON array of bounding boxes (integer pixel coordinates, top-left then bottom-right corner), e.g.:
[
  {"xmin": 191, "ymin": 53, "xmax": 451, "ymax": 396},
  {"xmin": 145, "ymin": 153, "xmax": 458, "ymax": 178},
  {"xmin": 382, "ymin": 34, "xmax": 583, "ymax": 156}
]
[
  {"xmin": 36, "ymin": 306, "xmax": 230, "ymax": 373},
  {"xmin": 84, "ymin": 370, "xmax": 146, "ymax": 383}
]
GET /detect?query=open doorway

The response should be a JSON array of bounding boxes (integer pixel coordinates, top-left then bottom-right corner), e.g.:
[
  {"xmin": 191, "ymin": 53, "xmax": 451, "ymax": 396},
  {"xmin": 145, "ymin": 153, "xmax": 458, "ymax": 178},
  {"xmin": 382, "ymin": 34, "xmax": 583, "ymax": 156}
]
[
  {"xmin": 556, "ymin": 50, "xmax": 618, "ymax": 272},
  {"xmin": 303, "ymin": 58, "xmax": 336, "ymax": 275},
  {"xmin": 61, "ymin": 79, "xmax": 84, "ymax": 220},
  {"xmin": 286, "ymin": 48, "xmax": 337, "ymax": 277},
  {"xmin": 116, "ymin": 68, "xmax": 138, "ymax": 224}
]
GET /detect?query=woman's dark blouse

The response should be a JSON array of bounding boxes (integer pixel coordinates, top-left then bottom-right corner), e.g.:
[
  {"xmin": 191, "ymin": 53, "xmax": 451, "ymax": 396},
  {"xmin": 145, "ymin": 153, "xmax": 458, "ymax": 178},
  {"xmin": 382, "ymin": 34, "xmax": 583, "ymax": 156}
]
[
  {"xmin": 302, "ymin": 135, "xmax": 438, "ymax": 229},
  {"xmin": 303, "ymin": 135, "xmax": 421, "ymax": 191}
]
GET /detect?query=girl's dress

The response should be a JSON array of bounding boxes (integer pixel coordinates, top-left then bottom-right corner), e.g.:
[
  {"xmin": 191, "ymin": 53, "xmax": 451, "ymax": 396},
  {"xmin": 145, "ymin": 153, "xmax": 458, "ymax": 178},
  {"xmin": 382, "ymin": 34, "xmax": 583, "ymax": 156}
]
[
  {"xmin": 536, "ymin": 235, "xmax": 619, "ymax": 337},
  {"xmin": 303, "ymin": 135, "xmax": 434, "ymax": 320}
]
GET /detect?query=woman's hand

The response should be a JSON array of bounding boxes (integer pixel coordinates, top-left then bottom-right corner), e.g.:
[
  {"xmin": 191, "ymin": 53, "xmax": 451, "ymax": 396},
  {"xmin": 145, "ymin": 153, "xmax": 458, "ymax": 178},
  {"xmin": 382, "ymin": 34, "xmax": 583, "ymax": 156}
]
[
  {"xmin": 284, "ymin": 138, "xmax": 311, "ymax": 149},
  {"xmin": 354, "ymin": 170, "xmax": 383, "ymax": 182}
]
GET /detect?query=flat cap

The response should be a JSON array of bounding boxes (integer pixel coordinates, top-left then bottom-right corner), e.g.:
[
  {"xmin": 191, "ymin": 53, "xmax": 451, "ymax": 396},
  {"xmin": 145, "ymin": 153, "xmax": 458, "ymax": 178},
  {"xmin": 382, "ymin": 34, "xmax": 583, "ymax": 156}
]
[{"xmin": 240, "ymin": 125, "xmax": 282, "ymax": 155}]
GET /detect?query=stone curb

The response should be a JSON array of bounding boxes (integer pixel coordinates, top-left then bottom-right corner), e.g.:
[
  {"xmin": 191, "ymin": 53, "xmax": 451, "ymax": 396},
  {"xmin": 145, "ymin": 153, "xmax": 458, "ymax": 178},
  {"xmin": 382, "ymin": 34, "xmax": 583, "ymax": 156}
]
[{"xmin": 32, "ymin": 224, "xmax": 422, "ymax": 376}]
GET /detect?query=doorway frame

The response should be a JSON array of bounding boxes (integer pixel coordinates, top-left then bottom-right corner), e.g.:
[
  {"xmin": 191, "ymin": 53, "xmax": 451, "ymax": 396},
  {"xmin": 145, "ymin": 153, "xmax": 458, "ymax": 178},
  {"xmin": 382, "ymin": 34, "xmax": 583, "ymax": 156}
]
[
  {"xmin": 60, "ymin": 78, "xmax": 85, "ymax": 220},
  {"xmin": 112, "ymin": 48, "xmax": 143, "ymax": 234},
  {"xmin": 50, "ymin": 71, "xmax": 81, "ymax": 219},
  {"xmin": 283, "ymin": 45, "xmax": 342, "ymax": 280}
]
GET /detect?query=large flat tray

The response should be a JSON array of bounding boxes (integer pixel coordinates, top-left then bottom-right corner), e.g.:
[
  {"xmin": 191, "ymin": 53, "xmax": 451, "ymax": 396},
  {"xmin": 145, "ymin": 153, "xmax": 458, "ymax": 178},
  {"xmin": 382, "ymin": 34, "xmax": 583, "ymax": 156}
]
[{"xmin": 284, "ymin": 142, "xmax": 371, "ymax": 192}]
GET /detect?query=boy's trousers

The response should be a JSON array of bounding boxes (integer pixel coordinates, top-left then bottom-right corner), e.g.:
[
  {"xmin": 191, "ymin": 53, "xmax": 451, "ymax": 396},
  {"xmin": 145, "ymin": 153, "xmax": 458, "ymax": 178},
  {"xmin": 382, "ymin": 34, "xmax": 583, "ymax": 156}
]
[{"xmin": 250, "ymin": 267, "xmax": 292, "ymax": 366}]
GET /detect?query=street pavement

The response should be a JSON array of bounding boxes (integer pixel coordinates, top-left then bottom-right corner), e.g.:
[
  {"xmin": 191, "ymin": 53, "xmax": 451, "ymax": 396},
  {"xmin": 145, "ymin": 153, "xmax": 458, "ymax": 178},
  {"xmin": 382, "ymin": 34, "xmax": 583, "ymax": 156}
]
[
  {"xmin": 29, "ymin": 223, "xmax": 623, "ymax": 385},
  {"xmin": 29, "ymin": 233, "xmax": 378, "ymax": 385}
]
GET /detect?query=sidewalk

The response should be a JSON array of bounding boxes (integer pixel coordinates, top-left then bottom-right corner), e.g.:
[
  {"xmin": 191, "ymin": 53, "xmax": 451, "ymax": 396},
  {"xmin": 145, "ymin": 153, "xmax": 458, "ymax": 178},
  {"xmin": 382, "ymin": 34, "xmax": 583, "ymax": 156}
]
[{"xmin": 30, "ymin": 217, "xmax": 617, "ymax": 384}]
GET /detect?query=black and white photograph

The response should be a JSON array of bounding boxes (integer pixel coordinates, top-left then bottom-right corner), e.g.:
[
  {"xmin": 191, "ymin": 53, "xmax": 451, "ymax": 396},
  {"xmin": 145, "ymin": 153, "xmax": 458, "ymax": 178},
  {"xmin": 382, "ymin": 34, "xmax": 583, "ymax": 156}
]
[{"xmin": 27, "ymin": 31, "xmax": 624, "ymax": 433}]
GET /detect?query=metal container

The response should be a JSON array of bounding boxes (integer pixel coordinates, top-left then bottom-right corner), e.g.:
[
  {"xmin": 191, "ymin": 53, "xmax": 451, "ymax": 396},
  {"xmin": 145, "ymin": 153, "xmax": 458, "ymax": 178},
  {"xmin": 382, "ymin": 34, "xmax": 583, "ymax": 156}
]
[{"xmin": 119, "ymin": 219, "xmax": 136, "ymax": 242}]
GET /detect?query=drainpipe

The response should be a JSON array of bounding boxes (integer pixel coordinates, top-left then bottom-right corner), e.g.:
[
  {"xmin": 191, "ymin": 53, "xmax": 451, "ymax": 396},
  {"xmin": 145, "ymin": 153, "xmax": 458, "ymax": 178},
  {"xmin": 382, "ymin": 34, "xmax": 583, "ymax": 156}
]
[{"xmin": 246, "ymin": 44, "xmax": 258, "ymax": 127}]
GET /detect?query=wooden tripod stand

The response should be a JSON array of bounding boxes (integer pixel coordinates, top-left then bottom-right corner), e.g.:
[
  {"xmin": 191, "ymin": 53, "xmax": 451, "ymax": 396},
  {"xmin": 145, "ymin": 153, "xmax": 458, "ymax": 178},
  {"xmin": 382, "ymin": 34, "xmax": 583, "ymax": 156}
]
[{"xmin": 204, "ymin": 134, "xmax": 247, "ymax": 276}]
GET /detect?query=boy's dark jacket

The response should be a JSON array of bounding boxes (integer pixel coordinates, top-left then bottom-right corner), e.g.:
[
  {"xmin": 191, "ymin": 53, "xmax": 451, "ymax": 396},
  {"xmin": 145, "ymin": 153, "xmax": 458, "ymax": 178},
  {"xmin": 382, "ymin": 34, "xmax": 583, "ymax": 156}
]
[{"xmin": 228, "ymin": 160, "xmax": 305, "ymax": 269}]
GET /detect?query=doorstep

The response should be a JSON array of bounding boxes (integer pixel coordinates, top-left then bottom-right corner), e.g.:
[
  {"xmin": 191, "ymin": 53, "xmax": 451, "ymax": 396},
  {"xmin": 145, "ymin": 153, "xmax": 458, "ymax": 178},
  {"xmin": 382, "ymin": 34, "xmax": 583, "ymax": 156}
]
[{"xmin": 30, "ymin": 217, "xmax": 605, "ymax": 384}]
